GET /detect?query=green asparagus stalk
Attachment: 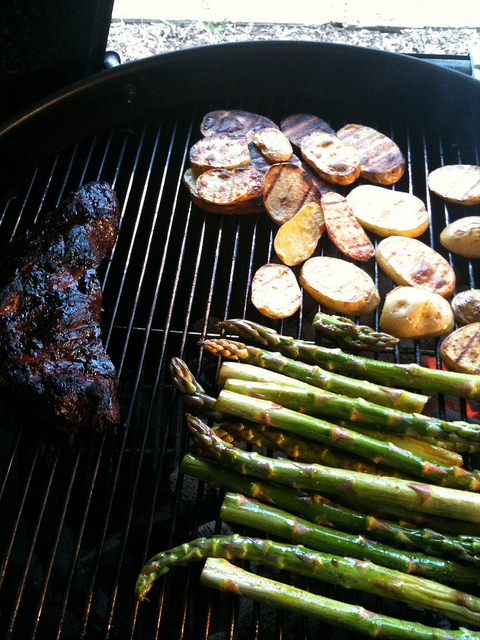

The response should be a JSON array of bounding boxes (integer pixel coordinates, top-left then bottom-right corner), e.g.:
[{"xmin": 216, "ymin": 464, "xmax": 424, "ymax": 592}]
[
  {"xmin": 312, "ymin": 311, "xmax": 400, "ymax": 350},
  {"xmin": 136, "ymin": 532, "xmax": 480, "ymax": 625},
  {"xmin": 186, "ymin": 414, "xmax": 480, "ymax": 523},
  {"xmin": 201, "ymin": 558, "xmax": 480, "ymax": 640},
  {"xmin": 182, "ymin": 453, "xmax": 480, "ymax": 564},
  {"xmin": 218, "ymin": 318, "xmax": 480, "ymax": 400},
  {"xmin": 200, "ymin": 338, "xmax": 429, "ymax": 413},
  {"xmin": 169, "ymin": 357, "xmax": 224, "ymax": 421},
  {"xmin": 216, "ymin": 389, "xmax": 480, "ymax": 490}
]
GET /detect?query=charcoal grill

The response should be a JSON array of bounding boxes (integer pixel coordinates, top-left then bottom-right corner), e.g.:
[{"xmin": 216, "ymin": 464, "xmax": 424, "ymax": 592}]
[{"xmin": 1, "ymin": 41, "xmax": 480, "ymax": 640}]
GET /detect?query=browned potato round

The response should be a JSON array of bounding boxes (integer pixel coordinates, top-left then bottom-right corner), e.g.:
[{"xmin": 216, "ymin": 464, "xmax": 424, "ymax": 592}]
[
  {"xmin": 253, "ymin": 128, "xmax": 293, "ymax": 163},
  {"xmin": 376, "ymin": 236, "xmax": 456, "ymax": 298},
  {"xmin": 440, "ymin": 216, "xmax": 480, "ymax": 258},
  {"xmin": 301, "ymin": 132, "xmax": 362, "ymax": 186},
  {"xmin": 451, "ymin": 290, "xmax": 480, "ymax": 326},
  {"xmin": 428, "ymin": 165, "xmax": 480, "ymax": 205},
  {"xmin": 440, "ymin": 323, "xmax": 480, "ymax": 374},
  {"xmin": 200, "ymin": 110, "xmax": 278, "ymax": 139},
  {"xmin": 251, "ymin": 263, "xmax": 302, "ymax": 319},
  {"xmin": 196, "ymin": 166, "xmax": 264, "ymax": 205},
  {"xmin": 273, "ymin": 202, "xmax": 325, "ymax": 266},
  {"xmin": 379, "ymin": 286, "xmax": 454, "ymax": 339},
  {"xmin": 299, "ymin": 256, "xmax": 380, "ymax": 315},
  {"xmin": 280, "ymin": 113, "xmax": 336, "ymax": 147},
  {"xmin": 262, "ymin": 163, "xmax": 320, "ymax": 225},
  {"xmin": 183, "ymin": 169, "xmax": 264, "ymax": 215},
  {"xmin": 189, "ymin": 134, "xmax": 250, "ymax": 174}
]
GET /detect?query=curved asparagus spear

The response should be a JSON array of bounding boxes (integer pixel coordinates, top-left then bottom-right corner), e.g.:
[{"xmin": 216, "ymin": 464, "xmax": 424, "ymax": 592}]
[
  {"xmin": 186, "ymin": 414, "xmax": 480, "ymax": 523},
  {"xmin": 169, "ymin": 357, "xmax": 223, "ymax": 421},
  {"xmin": 312, "ymin": 311, "xmax": 400, "ymax": 350},
  {"xmin": 218, "ymin": 318, "xmax": 480, "ymax": 400},
  {"xmin": 202, "ymin": 558, "xmax": 480, "ymax": 640},
  {"xmin": 216, "ymin": 389, "xmax": 480, "ymax": 490},
  {"xmin": 200, "ymin": 338, "xmax": 429, "ymax": 413},
  {"xmin": 136, "ymin": 532, "xmax": 480, "ymax": 625}
]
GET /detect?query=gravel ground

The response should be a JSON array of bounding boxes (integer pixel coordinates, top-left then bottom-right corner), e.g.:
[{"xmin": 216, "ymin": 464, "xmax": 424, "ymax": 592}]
[{"xmin": 107, "ymin": 19, "xmax": 480, "ymax": 64}]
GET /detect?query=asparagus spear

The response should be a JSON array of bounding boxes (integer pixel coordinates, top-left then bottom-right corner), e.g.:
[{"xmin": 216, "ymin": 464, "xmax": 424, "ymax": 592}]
[
  {"xmin": 216, "ymin": 389, "xmax": 480, "ymax": 490},
  {"xmin": 200, "ymin": 338, "xmax": 429, "ymax": 413},
  {"xmin": 202, "ymin": 558, "xmax": 480, "ymax": 640},
  {"xmin": 169, "ymin": 357, "xmax": 223, "ymax": 421},
  {"xmin": 186, "ymin": 414, "xmax": 480, "ymax": 523},
  {"xmin": 218, "ymin": 318, "xmax": 480, "ymax": 400},
  {"xmin": 312, "ymin": 311, "xmax": 400, "ymax": 350},
  {"xmin": 182, "ymin": 453, "xmax": 480, "ymax": 564},
  {"xmin": 136, "ymin": 532, "xmax": 480, "ymax": 625}
]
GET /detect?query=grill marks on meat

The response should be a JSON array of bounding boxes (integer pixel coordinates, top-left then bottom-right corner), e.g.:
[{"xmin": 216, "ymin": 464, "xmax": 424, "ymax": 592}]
[{"xmin": 0, "ymin": 181, "xmax": 121, "ymax": 433}]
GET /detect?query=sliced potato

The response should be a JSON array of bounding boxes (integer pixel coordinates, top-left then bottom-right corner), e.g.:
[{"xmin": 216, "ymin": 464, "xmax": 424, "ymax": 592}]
[
  {"xmin": 189, "ymin": 134, "xmax": 250, "ymax": 174},
  {"xmin": 301, "ymin": 132, "xmax": 362, "ymax": 186},
  {"xmin": 428, "ymin": 165, "xmax": 480, "ymax": 205},
  {"xmin": 196, "ymin": 166, "xmax": 264, "ymax": 205},
  {"xmin": 336, "ymin": 124, "xmax": 405, "ymax": 185},
  {"xmin": 183, "ymin": 168, "xmax": 264, "ymax": 215},
  {"xmin": 440, "ymin": 216, "xmax": 480, "ymax": 258},
  {"xmin": 248, "ymin": 142, "xmax": 301, "ymax": 173},
  {"xmin": 200, "ymin": 110, "xmax": 278, "ymax": 139},
  {"xmin": 376, "ymin": 236, "xmax": 455, "ymax": 298},
  {"xmin": 451, "ymin": 290, "xmax": 480, "ymax": 326},
  {"xmin": 262, "ymin": 163, "xmax": 320, "ymax": 225},
  {"xmin": 299, "ymin": 256, "xmax": 380, "ymax": 315},
  {"xmin": 273, "ymin": 202, "xmax": 325, "ymax": 266},
  {"xmin": 321, "ymin": 191, "xmax": 375, "ymax": 262},
  {"xmin": 440, "ymin": 323, "xmax": 480, "ymax": 374},
  {"xmin": 251, "ymin": 263, "xmax": 301, "ymax": 319},
  {"xmin": 281, "ymin": 113, "xmax": 336, "ymax": 147},
  {"xmin": 253, "ymin": 127, "xmax": 293, "ymax": 163},
  {"xmin": 346, "ymin": 184, "xmax": 429, "ymax": 238},
  {"xmin": 380, "ymin": 286, "xmax": 454, "ymax": 339}
]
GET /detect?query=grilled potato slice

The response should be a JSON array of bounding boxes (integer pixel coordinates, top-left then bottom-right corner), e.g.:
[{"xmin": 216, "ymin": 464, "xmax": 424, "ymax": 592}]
[
  {"xmin": 451, "ymin": 290, "xmax": 480, "ymax": 326},
  {"xmin": 440, "ymin": 216, "xmax": 480, "ymax": 258},
  {"xmin": 428, "ymin": 165, "xmax": 480, "ymax": 205},
  {"xmin": 440, "ymin": 323, "xmax": 480, "ymax": 374},
  {"xmin": 336, "ymin": 124, "xmax": 405, "ymax": 185},
  {"xmin": 301, "ymin": 132, "xmax": 362, "ymax": 186},
  {"xmin": 299, "ymin": 256, "xmax": 380, "ymax": 315},
  {"xmin": 200, "ymin": 109, "xmax": 278, "ymax": 139},
  {"xmin": 196, "ymin": 166, "xmax": 264, "ymax": 205},
  {"xmin": 380, "ymin": 286, "xmax": 454, "ymax": 339},
  {"xmin": 376, "ymin": 236, "xmax": 455, "ymax": 298},
  {"xmin": 253, "ymin": 127, "xmax": 293, "ymax": 163},
  {"xmin": 183, "ymin": 169, "xmax": 264, "ymax": 215},
  {"xmin": 251, "ymin": 263, "xmax": 301, "ymax": 319},
  {"xmin": 262, "ymin": 163, "xmax": 320, "ymax": 225},
  {"xmin": 190, "ymin": 134, "xmax": 250, "ymax": 174},
  {"xmin": 346, "ymin": 184, "xmax": 429, "ymax": 238},
  {"xmin": 321, "ymin": 191, "xmax": 375, "ymax": 262},
  {"xmin": 274, "ymin": 202, "xmax": 325, "ymax": 266},
  {"xmin": 280, "ymin": 113, "xmax": 336, "ymax": 147}
]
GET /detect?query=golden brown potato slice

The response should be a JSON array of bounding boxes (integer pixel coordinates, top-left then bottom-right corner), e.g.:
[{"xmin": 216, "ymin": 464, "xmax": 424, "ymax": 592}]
[
  {"xmin": 273, "ymin": 202, "xmax": 325, "ymax": 266},
  {"xmin": 200, "ymin": 110, "xmax": 278, "ymax": 139},
  {"xmin": 301, "ymin": 132, "xmax": 362, "ymax": 186},
  {"xmin": 321, "ymin": 191, "xmax": 375, "ymax": 262},
  {"xmin": 196, "ymin": 166, "xmax": 264, "ymax": 205},
  {"xmin": 336, "ymin": 124, "xmax": 405, "ymax": 185},
  {"xmin": 346, "ymin": 184, "xmax": 429, "ymax": 238},
  {"xmin": 280, "ymin": 113, "xmax": 336, "ymax": 147},
  {"xmin": 251, "ymin": 263, "xmax": 301, "ymax": 319},
  {"xmin": 248, "ymin": 142, "xmax": 301, "ymax": 173},
  {"xmin": 190, "ymin": 134, "xmax": 250, "ymax": 174},
  {"xmin": 183, "ymin": 169, "xmax": 264, "ymax": 215},
  {"xmin": 299, "ymin": 256, "xmax": 380, "ymax": 315},
  {"xmin": 380, "ymin": 286, "xmax": 454, "ymax": 339},
  {"xmin": 440, "ymin": 216, "xmax": 480, "ymax": 258},
  {"xmin": 253, "ymin": 128, "xmax": 293, "ymax": 163},
  {"xmin": 451, "ymin": 290, "xmax": 480, "ymax": 326},
  {"xmin": 428, "ymin": 165, "xmax": 480, "ymax": 205},
  {"xmin": 262, "ymin": 163, "xmax": 321, "ymax": 225},
  {"xmin": 440, "ymin": 323, "xmax": 480, "ymax": 374}
]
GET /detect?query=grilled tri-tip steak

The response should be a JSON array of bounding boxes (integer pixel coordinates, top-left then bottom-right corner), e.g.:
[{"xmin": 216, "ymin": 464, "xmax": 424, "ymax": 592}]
[{"xmin": 0, "ymin": 181, "xmax": 121, "ymax": 433}]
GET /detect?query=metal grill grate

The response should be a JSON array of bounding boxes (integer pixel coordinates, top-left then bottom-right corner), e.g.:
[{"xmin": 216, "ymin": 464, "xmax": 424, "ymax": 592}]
[{"xmin": 0, "ymin": 49, "xmax": 480, "ymax": 640}]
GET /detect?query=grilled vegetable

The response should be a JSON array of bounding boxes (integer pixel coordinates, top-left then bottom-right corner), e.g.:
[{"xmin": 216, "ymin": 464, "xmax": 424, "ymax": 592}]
[
  {"xmin": 312, "ymin": 311, "xmax": 399, "ymax": 350},
  {"xmin": 262, "ymin": 163, "xmax": 320, "ymax": 225},
  {"xmin": 273, "ymin": 202, "xmax": 325, "ymax": 266},
  {"xmin": 189, "ymin": 133, "xmax": 250, "ymax": 174},
  {"xmin": 250, "ymin": 263, "xmax": 301, "ymax": 319},
  {"xmin": 452, "ymin": 290, "xmax": 480, "ymax": 326},
  {"xmin": 346, "ymin": 184, "xmax": 429, "ymax": 238},
  {"xmin": 440, "ymin": 216, "xmax": 480, "ymax": 258},
  {"xmin": 200, "ymin": 109, "xmax": 278, "ymax": 139},
  {"xmin": 253, "ymin": 127, "xmax": 293, "ymax": 163},
  {"xmin": 299, "ymin": 256, "xmax": 380, "ymax": 315},
  {"xmin": 301, "ymin": 131, "xmax": 362, "ymax": 185},
  {"xmin": 440, "ymin": 323, "xmax": 480, "ymax": 374},
  {"xmin": 376, "ymin": 235, "xmax": 456, "ymax": 297},
  {"xmin": 428, "ymin": 164, "xmax": 480, "ymax": 205},
  {"xmin": 379, "ymin": 286, "xmax": 454, "ymax": 339},
  {"xmin": 195, "ymin": 166, "xmax": 264, "ymax": 205},
  {"xmin": 321, "ymin": 191, "xmax": 375, "ymax": 261},
  {"xmin": 280, "ymin": 113, "xmax": 335, "ymax": 147},
  {"xmin": 336, "ymin": 123, "xmax": 405, "ymax": 185}
]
